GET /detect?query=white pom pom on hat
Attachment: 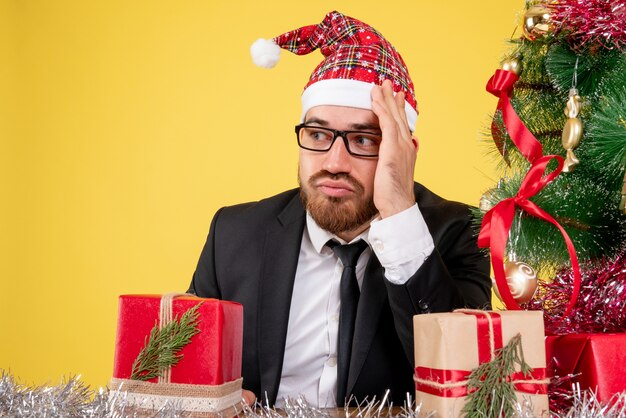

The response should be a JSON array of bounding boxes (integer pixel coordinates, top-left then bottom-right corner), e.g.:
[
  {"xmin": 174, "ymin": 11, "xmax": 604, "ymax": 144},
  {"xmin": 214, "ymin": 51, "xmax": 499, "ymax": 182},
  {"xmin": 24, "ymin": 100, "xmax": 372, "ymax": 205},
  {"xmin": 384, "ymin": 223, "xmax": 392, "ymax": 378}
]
[{"xmin": 250, "ymin": 38, "xmax": 281, "ymax": 69}]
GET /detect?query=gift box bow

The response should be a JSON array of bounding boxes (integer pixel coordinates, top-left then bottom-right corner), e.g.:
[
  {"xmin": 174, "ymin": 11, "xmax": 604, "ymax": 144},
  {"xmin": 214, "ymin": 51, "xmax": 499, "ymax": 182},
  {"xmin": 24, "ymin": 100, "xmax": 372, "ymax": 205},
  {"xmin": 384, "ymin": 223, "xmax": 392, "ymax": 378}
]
[{"xmin": 414, "ymin": 310, "xmax": 549, "ymax": 398}]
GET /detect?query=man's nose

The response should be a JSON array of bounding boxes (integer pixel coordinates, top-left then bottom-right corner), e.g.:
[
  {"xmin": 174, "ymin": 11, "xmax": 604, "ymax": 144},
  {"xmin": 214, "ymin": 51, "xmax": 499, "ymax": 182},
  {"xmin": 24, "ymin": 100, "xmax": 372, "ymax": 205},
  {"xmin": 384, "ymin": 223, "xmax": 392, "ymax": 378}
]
[{"xmin": 322, "ymin": 136, "xmax": 352, "ymax": 174}]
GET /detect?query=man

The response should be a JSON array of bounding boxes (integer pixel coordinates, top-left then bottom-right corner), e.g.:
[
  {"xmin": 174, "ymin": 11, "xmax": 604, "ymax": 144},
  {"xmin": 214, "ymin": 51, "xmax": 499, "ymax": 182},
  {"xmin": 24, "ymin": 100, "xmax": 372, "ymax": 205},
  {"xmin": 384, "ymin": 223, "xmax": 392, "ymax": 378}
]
[{"xmin": 188, "ymin": 11, "xmax": 491, "ymax": 408}]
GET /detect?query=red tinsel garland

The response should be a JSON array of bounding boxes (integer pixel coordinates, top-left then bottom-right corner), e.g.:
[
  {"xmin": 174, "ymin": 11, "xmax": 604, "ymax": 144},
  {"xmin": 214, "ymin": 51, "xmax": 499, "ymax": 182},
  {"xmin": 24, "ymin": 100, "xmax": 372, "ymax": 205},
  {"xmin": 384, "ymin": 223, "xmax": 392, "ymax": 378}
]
[
  {"xmin": 526, "ymin": 250, "xmax": 626, "ymax": 334},
  {"xmin": 550, "ymin": 0, "xmax": 626, "ymax": 50}
]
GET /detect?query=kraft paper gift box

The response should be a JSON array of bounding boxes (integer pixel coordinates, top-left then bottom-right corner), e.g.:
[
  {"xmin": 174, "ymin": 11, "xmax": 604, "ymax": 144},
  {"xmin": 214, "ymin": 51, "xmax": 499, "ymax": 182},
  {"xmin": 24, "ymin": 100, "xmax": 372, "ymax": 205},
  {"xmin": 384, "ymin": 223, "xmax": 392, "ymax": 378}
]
[
  {"xmin": 110, "ymin": 294, "xmax": 244, "ymax": 417},
  {"xmin": 413, "ymin": 310, "xmax": 549, "ymax": 418}
]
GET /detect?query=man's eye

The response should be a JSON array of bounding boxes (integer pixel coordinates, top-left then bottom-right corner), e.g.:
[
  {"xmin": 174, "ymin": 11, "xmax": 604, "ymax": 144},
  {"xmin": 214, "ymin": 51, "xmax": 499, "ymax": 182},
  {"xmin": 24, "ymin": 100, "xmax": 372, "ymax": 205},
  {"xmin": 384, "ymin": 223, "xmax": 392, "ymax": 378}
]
[
  {"xmin": 307, "ymin": 129, "xmax": 332, "ymax": 142},
  {"xmin": 351, "ymin": 134, "xmax": 381, "ymax": 147}
]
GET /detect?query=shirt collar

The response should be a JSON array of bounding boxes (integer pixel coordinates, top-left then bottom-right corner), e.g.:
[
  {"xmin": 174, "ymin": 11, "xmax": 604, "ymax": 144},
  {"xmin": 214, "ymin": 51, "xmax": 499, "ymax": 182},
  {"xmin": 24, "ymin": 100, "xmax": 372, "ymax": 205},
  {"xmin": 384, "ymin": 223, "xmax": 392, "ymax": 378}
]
[{"xmin": 306, "ymin": 211, "xmax": 372, "ymax": 254}]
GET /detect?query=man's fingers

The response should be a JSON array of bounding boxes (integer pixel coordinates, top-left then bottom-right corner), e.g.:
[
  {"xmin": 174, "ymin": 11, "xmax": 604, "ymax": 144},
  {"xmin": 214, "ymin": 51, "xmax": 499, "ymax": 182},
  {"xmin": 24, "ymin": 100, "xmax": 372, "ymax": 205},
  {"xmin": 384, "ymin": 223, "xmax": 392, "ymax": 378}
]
[
  {"xmin": 377, "ymin": 80, "xmax": 412, "ymax": 144},
  {"xmin": 371, "ymin": 85, "xmax": 397, "ymax": 137},
  {"xmin": 393, "ymin": 89, "xmax": 412, "ymax": 139},
  {"xmin": 385, "ymin": 82, "xmax": 412, "ymax": 144},
  {"xmin": 382, "ymin": 80, "xmax": 403, "ymax": 126},
  {"xmin": 242, "ymin": 389, "xmax": 256, "ymax": 406}
]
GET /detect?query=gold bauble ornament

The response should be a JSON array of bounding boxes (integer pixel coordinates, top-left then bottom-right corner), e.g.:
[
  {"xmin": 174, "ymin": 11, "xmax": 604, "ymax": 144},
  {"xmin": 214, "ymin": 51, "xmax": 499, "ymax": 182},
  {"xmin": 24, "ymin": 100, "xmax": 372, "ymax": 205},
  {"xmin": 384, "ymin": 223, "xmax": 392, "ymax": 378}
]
[
  {"xmin": 502, "ymin": 59, "xmax": 522, "ymax": 75},
  {"xmin": 479, "ymin": 188, "xmax": 499, "ymax": 212},
  {"xmin": 523, "ymin": 5, "xmax": 552, "ymax": 40},
  {"xmin": 493, "ymin": 260, "xmax": 538, "ymax": 304}
]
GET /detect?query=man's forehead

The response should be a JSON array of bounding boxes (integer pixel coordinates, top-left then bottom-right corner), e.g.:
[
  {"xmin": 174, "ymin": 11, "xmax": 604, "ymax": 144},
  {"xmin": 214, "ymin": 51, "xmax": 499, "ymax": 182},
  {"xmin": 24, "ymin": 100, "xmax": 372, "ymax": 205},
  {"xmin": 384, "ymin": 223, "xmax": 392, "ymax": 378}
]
[{"xmin": 304, "ymin": 105, "xmax": 380, "ymax": 128}]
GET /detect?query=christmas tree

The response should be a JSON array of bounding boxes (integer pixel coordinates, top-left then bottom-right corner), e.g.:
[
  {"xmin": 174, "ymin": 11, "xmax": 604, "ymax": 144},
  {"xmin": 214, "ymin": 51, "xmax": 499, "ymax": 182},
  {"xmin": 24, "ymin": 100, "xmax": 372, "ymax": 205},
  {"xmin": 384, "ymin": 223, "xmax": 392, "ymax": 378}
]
[
  {"xmin": 477, "ymin": 0, "xmax": 626, "ymax": 333},
  {"xmin": 474, "ymin": 2, "xmax": 626, "ymax": 411}
]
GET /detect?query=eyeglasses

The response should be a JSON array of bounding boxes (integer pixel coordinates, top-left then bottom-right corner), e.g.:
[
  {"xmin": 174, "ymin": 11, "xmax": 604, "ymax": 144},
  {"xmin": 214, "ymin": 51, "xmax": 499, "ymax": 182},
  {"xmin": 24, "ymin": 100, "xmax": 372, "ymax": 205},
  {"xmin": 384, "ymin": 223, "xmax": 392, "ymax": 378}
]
[{"xmin": 295, "ymin": 124, "xmax": 382, "ymax": 157}]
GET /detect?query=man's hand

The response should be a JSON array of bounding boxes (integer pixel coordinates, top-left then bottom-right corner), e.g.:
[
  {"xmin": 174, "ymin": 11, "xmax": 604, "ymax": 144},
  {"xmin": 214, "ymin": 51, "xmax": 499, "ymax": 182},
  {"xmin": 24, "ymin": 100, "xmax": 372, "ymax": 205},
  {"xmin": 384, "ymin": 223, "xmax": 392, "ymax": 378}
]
[
  {"xmin": 242, "ymin": 389, "xmax": 256, "ymax": 406},
  {"xmin": 370, "ymin": 79, "xmax": 418, "ymax": 219}
]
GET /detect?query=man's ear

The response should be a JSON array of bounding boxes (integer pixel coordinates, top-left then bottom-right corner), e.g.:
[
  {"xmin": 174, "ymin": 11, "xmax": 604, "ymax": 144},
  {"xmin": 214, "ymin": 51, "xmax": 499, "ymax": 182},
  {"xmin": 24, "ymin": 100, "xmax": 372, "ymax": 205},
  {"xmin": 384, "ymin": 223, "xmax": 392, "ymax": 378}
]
[{"xmin": 412, "ymin": 137, "xmax": 419, "ymax": 153}]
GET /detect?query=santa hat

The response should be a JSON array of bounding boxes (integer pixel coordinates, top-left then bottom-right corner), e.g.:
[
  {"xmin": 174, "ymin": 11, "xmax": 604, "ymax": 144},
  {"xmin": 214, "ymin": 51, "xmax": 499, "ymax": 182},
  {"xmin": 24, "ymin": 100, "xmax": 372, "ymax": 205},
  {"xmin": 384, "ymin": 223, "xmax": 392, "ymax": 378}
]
[{"xmin": 250, "ymin": 11, "xmax": 418, "ymax": 131}]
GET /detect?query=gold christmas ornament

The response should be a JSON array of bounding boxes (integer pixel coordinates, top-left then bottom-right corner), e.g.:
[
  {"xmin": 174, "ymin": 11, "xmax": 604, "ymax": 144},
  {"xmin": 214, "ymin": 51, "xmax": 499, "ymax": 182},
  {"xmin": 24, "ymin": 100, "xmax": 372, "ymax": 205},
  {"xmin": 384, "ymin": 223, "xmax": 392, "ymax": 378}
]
[
  {"xmin": 523, "ymin": 5, "xmax": 552, "ymax": 40},
  {"xmin": 493, "ymin": 260, "xmax": 538, "ymax": 304},
  {"xmin": 479, "ymin": 188, "xmax": 499, "ymax": 212},
  {"xmin": 502, "ymin": 59, "xmax": 522, "ymax": 75},
  {"xmin": 562, "ymin": 88, "xmax": 583, "ymax": 173}
]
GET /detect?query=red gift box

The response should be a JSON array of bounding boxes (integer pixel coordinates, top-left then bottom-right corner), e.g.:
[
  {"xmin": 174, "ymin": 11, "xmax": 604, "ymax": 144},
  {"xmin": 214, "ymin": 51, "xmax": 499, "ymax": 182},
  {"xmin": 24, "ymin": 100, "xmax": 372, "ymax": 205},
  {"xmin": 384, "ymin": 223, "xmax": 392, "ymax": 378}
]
[
  {"xmin": 112, "ymin": 294, "xmax": 243, "ymax": 385},
  {"xmin": 546, "ymin": 333, "xmax": 626, "ymax": 402}
]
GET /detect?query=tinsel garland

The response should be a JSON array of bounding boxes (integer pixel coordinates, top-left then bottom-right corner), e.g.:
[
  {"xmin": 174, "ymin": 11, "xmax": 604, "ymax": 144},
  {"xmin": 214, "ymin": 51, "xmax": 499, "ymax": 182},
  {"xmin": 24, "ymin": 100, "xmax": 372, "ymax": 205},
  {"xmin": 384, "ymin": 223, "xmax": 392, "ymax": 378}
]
[
  {"xmin": 526, "ymin": 250, "xmax": 626, "ymax": 334},
  {"xmin": 550, "ymin": 0, "xmax": 626, "ymax": 50},
  {"xmin": 2, "ymin": 370, "xmax": 626, "ymax": 418}
]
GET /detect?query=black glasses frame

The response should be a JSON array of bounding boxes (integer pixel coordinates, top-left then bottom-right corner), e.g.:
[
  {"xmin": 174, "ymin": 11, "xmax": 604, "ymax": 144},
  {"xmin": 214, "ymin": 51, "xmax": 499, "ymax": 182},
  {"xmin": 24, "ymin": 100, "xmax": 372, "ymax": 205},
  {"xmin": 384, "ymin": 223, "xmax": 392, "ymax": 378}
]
[{"xmin": 294, "ymin": 124, "xmax": 380, "ymax": 157}]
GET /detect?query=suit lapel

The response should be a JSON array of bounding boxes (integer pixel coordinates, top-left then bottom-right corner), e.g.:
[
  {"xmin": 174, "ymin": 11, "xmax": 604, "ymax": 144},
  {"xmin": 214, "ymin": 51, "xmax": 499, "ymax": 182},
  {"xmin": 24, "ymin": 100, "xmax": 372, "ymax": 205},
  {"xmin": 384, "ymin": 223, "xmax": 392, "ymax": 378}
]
[
  {"xmin": 347, "ymin": 255, "xmax": 387, "ymax": 395},
  {"xmin": 257, "ymin": 193, "xmax": 306, "ymax": 405}
]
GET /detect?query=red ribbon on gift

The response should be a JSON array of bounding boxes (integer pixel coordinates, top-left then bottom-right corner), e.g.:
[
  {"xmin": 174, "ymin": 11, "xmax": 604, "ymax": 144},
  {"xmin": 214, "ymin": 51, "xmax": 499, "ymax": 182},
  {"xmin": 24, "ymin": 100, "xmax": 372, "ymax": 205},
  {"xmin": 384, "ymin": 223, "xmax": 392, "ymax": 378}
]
[
  {"xmin": 414, "ymin": 311, "xmax": 549, "ymax": 397},
  {"xmin": 414, "ymin": 367, "xmax": 549, "ymax": 398},
  {"xmin": 486, "ymin": 69, "xmax": 544, "ymax": 165},
  {"xmin": 477, "ymin": 155, "xmax": 582, "ymax": 315}
]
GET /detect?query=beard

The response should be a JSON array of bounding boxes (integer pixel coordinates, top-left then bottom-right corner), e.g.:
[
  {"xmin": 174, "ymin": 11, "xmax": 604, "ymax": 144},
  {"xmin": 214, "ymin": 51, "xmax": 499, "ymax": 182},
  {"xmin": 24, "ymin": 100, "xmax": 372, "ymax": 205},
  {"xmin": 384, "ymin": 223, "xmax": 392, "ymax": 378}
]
[{"xmin": 299, "ymin": 169, "xmax": 378, "ymax": 236}]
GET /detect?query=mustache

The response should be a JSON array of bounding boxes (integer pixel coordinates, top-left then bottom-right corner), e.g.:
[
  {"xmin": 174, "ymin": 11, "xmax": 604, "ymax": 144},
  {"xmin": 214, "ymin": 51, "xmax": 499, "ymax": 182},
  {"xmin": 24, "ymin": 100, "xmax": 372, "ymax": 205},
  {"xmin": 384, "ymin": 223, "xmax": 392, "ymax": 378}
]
[{"xmin": 307, "ymin": 170, "xmax": 365, "ymax": 194}]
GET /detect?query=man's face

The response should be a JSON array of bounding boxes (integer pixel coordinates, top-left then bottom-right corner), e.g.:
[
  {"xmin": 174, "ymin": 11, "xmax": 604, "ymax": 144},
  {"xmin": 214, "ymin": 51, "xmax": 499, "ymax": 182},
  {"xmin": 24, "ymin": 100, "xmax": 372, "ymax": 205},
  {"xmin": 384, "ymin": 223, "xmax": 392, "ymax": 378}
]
[{"xmin": 298, "ymin": 105, "xmax": 380, "ymax": 237}]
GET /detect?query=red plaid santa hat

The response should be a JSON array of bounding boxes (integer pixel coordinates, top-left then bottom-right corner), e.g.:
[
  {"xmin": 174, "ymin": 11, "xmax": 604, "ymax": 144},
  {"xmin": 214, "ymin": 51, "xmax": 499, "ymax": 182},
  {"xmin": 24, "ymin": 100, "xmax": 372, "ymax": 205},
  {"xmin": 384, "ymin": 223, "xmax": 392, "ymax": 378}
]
[{"xmin": 250, "ymin": 11, "xmax": 418, "ymax": 131}]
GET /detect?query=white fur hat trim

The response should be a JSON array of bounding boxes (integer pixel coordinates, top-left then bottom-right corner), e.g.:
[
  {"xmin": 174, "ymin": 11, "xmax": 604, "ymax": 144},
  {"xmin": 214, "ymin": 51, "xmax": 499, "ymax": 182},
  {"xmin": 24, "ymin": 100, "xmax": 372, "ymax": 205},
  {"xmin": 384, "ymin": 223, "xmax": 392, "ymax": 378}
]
[{"xmin": 301, "ymin": 79, "xmax": 417, "ymax": 131}]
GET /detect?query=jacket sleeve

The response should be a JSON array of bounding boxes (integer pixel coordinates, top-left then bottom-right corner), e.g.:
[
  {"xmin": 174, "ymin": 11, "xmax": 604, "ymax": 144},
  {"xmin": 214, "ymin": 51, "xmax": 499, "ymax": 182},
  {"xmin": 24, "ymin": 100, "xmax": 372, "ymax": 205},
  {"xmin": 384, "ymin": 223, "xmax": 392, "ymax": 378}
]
[{"xmin": 384, "ymin": 202, "xmax": 491, "ymax": 365}]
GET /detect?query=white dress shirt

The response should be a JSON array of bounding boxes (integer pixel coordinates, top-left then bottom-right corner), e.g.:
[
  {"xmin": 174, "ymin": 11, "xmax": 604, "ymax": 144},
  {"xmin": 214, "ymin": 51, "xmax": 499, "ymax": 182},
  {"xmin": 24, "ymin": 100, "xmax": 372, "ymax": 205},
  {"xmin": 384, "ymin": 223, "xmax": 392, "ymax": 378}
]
[{"xmin": 275, "ymin": 204, "xmax": 434, "ymax": 407}]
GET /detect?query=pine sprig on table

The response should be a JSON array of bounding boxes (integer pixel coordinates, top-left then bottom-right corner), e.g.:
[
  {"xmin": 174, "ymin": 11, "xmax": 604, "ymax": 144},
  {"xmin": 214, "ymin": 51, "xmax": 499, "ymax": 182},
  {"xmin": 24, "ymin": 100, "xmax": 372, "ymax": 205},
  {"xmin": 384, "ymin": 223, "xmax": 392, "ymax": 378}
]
[
  {"xmin": 461, "ymin": 333, "xmax": 531, "ymax": 418},
  {"xmin": 130, "ymin": 303, "xmax": 202, "ymax": 381}
]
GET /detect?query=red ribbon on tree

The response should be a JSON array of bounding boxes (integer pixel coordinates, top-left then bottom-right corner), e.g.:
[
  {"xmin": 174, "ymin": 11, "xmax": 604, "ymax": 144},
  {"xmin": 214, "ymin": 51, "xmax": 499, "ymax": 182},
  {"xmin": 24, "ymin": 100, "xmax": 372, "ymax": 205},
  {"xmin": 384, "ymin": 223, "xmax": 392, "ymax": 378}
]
[
  {"xmin": 482, "ymin": 67, "xmax": 582, "ymax": 316},
  {"xmin": 486, "ymin": 69, "xmax": 544, "ymax": 165},
  {"xmin": 477, "ymin": 155, "xmax": 582, "ymax": 315}
]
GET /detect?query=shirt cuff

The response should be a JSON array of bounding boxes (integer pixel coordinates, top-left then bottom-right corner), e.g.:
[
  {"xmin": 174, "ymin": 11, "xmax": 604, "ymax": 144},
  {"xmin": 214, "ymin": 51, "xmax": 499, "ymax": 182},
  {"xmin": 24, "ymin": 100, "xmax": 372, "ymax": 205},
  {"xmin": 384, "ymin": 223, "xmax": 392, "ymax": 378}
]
[{"xmin": 369, "ymin": 204, "xmax": 435, "ymax": 285}]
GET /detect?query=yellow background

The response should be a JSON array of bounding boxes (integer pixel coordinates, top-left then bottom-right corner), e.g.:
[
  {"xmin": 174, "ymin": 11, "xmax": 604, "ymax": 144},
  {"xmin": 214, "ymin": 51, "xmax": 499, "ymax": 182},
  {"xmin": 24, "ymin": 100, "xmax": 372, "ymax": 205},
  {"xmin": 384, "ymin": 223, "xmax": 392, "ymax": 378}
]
[{"xmin": 1, "ymin": 1, "xmax": 521, "ymax": 389}]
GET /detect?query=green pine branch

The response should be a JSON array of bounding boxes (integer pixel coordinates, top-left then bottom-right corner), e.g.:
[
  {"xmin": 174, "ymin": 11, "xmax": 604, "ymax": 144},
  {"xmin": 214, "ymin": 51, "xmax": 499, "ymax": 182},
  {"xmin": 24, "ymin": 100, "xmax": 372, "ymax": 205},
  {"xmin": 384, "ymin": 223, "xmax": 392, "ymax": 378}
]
[
  {"xmin": 476, "ymin": 169, "xmax": 626, "ymax": 272},
  {"xmin": 545, "ymin": 43, "xmax": 623, "ymax": 97},
  {"xmin": 461, "ymin": 333, "xmax": 532, "ymax": 418},
  {"xmin": 130, "ymin": 303, "xmax": 202, "ymax": 381}
]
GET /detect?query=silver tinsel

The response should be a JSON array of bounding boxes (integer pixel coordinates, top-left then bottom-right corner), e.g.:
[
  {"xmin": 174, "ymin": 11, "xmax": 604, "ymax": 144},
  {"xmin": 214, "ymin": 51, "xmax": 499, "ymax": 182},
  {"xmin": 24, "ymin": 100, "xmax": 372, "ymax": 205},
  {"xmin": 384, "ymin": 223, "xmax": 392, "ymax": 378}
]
[
  {"xmin": 559, "ymin": 386, "xmax": 626, "ymax": 418},
  {"xmin": 0, "ymin": 371, "xmax": 200, "ymax": 418},
  {"xmin": 241, "ymin": 391, "xmax": 430, "ymax": 418},
  {"xmin": 0, "ymin": 371, "xmax": 110, "ymax": 417},
  {"xmin": 1, "ymin": 370, "xmax": 626, "ymax": 417}
]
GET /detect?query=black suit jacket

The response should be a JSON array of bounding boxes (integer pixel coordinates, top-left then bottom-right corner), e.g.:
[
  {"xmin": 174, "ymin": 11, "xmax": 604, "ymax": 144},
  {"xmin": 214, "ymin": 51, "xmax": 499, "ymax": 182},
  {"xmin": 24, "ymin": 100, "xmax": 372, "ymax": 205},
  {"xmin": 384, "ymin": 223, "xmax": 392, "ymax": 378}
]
[{"xmin": 188, "ymin": 183, "xmax": 491, "ymax": 405}]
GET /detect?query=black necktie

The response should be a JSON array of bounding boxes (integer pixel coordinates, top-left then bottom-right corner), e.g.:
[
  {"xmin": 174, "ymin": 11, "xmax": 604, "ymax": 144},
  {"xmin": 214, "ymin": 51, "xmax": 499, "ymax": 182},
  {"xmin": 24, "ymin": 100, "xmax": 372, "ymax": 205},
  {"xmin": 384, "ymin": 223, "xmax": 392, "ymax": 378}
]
[{"xmin": 327, "ymin": 239, "xmax": 368, "ymax": 406}]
